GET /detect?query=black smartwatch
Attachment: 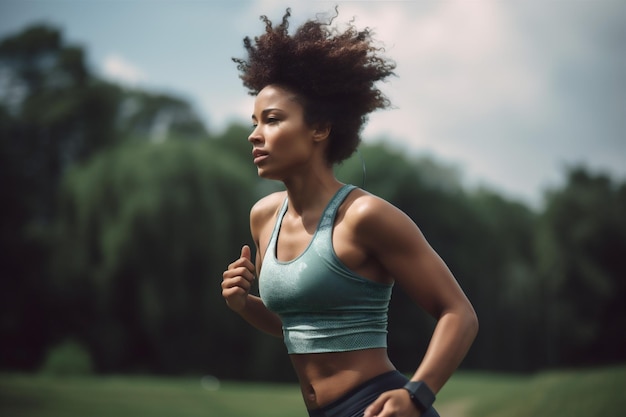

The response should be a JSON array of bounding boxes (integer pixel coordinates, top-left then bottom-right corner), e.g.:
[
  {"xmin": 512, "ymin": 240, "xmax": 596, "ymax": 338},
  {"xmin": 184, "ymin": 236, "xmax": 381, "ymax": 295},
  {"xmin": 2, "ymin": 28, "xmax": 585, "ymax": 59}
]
[{"xmin": 403, "ymin": 380, "xmax": 435, "ymax": 413}]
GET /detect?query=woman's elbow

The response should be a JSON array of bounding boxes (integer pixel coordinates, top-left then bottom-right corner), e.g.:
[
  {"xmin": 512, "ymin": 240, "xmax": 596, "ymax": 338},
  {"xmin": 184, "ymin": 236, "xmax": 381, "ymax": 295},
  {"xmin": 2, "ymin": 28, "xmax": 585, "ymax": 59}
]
[{"xmin": 465, "ymin": 304, "xmax": 479, "ymax": 341}]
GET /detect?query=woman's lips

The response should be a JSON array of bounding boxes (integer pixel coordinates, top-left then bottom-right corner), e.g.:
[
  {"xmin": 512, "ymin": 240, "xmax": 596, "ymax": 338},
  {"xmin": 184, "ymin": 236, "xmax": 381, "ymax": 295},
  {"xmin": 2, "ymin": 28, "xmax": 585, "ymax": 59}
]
[{"xmin": 252, "ymin": 149, "xmax": 269, "ymax": 164}]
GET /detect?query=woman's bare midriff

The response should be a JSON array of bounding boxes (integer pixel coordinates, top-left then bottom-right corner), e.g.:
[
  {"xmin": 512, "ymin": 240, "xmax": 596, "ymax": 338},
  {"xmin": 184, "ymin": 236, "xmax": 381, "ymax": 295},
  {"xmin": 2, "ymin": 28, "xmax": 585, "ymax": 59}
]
[{"xmin": 290, "ymin": 348, "xmax": 396, "ymax": 410}]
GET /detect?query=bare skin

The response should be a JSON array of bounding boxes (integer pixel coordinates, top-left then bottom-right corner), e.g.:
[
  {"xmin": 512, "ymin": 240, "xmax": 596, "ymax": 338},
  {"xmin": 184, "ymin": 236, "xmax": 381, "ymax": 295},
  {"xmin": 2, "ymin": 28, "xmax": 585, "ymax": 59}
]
[{"xmin": 222, "ymin": 85, "xmax": 478, "ymax": 417}]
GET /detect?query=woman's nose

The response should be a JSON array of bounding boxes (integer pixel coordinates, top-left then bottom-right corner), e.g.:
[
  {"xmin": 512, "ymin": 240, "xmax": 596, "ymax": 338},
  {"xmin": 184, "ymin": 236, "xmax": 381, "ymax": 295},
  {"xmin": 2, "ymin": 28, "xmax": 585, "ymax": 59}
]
[{"xmin": 248, "ymin": 126, "xmax": 262, "ymax": 143}]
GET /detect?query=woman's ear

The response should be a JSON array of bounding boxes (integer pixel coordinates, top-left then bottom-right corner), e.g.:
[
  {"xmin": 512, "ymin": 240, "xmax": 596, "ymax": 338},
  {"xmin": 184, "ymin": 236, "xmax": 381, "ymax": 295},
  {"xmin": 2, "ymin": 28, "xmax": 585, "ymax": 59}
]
[{"xmin": 312, "ymin": 123, "xmax": 331, "ymax": 142}]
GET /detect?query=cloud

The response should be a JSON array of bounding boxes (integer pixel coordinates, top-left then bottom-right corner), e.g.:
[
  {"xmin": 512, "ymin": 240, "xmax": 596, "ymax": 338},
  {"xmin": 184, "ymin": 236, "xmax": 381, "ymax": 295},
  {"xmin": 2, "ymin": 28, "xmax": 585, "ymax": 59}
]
[
  {"xmin": 102, "ymin": 54, "xmax": 147, "ymax": 86},
  {"xmin": 335, "ymin": 2, "xmax": 546, "ymax": 133}
]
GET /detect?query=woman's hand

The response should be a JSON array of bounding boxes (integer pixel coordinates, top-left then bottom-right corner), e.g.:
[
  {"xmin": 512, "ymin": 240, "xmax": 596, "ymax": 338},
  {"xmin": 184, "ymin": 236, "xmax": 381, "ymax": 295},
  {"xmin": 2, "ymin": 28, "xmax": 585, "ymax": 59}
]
[
  {"xmin": 221, "ymin": 245, "xmax": 256, "ymax": 312},
  {"xmin": 364, "ymin": 389, "xmax": 421, "ymax": 417}
]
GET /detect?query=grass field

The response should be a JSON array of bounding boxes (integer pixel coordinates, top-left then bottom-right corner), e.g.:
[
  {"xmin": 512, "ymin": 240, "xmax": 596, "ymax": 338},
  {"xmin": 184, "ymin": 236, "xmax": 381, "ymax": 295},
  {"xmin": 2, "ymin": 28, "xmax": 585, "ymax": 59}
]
[
  {"xmin": 436, "ymin": 365, "xmax": 626, "ymax": 417},
  {"xmin": 1, "ymin": 365, "xmax": 625, "ymax": 417}
]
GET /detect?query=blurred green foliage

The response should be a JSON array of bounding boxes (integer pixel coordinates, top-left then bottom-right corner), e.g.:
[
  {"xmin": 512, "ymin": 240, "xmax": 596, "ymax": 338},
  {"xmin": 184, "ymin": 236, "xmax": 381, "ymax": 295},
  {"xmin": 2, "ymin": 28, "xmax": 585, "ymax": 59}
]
[
  {"xmin": 50, "ymin": 140, "xmax": 259, "ymax": 375},
  {"xmin": 1, "ymin": 24, "xmax": 625, "ymax": 380},
  {"xmin": 536, "ymin": 169, "xmax": 626, "ymax": 366},
  {"xmin": 39, "ymin": 339, "xmax": 94, "ymax": 376}
]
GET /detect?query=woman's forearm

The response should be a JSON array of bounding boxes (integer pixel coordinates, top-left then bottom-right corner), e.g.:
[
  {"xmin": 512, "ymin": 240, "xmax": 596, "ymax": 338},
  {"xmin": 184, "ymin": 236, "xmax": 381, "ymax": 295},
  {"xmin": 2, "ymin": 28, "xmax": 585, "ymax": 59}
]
[
  {"xmin": 410, "ymin": 306, "xmax": 479, "ymax": 393},
  {"xmin": 236, "ymin": 294, "xmax": 284, "ymax": 338}
]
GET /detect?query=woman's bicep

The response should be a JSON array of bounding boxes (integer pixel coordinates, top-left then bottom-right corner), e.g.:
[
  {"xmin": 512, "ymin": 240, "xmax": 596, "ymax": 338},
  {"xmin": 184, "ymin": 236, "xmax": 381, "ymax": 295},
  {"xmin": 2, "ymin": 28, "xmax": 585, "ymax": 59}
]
[{"xmin": 359, "ymin": 201, "xmax": 467, "ymax": 318}]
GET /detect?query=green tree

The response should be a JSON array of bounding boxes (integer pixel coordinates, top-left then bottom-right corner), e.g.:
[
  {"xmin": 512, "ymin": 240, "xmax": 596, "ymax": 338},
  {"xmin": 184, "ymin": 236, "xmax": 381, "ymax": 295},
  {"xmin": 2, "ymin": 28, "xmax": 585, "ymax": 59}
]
[
  {"xmin": 0, "ymin": 23, "xmax": 212, "ymax": 372},
  {"xmin": 0, "ymin": 24, "xmax": 119, "ymax": 370},
  {"xmin": 0, "ymin": 25, "xmax": 120, "ymax": 210},
  {"xmin": 469, "ymin": 189, "xmax": 540, "ymax": 371},
  {"xmin": 51, "ymin": 139, "xmax": 259, "ymax": 375},
  {"xmin": 536, "ymin": 167, "xmax": 626, "ymax": 366}
]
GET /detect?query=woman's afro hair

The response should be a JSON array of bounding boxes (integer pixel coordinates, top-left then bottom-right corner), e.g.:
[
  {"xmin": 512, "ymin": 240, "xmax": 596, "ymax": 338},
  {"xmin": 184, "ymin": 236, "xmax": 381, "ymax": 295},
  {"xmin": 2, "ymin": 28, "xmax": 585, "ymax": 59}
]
[{"xmin": 232, "ymin": 8, "xmax": 396, "ymax": 164}]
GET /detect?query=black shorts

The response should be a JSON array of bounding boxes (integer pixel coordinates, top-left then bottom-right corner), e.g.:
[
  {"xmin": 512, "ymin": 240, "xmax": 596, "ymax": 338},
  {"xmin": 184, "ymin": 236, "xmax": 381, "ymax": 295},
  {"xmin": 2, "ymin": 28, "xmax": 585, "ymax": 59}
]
[{"xmin": 307, "ymin": 370, "xmax": 440, "ymax": 417}]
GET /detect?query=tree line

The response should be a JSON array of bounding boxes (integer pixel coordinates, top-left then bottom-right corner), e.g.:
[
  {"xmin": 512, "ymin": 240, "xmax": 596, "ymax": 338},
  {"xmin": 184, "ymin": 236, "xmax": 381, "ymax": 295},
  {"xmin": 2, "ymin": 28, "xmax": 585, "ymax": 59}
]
[{"xmin": 1, "ymin": 25, "xmax": 624, "ymax": 381}]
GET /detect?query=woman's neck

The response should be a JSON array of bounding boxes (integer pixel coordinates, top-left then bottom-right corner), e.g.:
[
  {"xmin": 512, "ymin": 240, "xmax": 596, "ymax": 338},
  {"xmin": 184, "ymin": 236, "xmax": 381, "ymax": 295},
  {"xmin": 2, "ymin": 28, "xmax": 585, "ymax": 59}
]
[{"xmin": 283, "ymin": 174, "xmax": 342, "ymax": 216}]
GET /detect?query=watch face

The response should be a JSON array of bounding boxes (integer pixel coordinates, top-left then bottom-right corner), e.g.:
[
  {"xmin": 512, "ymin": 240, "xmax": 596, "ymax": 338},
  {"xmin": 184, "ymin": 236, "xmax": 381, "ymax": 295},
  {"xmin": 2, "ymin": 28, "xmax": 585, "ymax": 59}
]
[
  {"xmin": 404, "ymin": 381, "xmax": 435, "ymax": 411},
  {"xmin": 416, "ymin": 387, "xmax": 434, "ymax": 405}
]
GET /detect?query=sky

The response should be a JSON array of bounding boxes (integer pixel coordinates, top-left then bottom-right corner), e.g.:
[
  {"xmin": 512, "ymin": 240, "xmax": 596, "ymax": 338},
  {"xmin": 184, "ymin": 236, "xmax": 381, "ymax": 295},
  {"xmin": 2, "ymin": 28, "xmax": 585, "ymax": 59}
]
[{"xmin": 1, "ymin": 0, "xmax": 625, "ymax": 207}]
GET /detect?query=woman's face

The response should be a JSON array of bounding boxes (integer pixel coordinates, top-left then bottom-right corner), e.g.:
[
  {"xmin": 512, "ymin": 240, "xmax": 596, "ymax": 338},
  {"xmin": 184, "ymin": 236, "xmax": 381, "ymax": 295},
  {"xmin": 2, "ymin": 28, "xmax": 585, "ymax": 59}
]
[{"xmin": 249, "ymin": 85, "xmax": 324, "ymax": 180}]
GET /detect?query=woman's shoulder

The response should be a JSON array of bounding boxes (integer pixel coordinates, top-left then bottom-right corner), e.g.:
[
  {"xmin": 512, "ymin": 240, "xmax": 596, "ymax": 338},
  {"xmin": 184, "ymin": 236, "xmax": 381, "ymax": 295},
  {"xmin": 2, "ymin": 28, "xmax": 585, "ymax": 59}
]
[
  {"xmin": 343, "ymin": 188, "xmax": 417, "ymax": 235},
  {"xmin": 345, "ymin": 188, "xmax": 399, "ymax": 219},
  {"xmin": 250, "ymin": 191, "xmax": 287, "ymax": 226}
]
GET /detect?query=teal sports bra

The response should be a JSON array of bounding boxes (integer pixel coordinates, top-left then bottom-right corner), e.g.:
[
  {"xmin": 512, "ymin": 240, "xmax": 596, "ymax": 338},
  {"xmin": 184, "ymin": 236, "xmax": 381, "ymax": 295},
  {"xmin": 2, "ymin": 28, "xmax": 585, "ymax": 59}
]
[{"xmin": 259, "ymin": 184, "xmax": 394, "ymax": 354}]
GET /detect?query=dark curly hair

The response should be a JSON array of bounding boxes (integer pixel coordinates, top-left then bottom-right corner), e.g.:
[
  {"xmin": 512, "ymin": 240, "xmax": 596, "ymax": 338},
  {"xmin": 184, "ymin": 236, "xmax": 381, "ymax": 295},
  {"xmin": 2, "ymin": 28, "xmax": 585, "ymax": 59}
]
[{"xmin": 233, "ymin": 8, "xmax": 396, "ymax": 164}]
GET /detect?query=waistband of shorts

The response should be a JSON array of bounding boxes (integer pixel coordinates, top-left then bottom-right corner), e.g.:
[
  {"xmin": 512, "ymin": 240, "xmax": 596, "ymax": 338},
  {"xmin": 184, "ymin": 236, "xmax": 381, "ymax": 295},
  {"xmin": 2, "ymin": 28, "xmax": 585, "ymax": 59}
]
[{"xmin": 308, "ymin": 370, "xmax": 408, "ymax": 417}]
